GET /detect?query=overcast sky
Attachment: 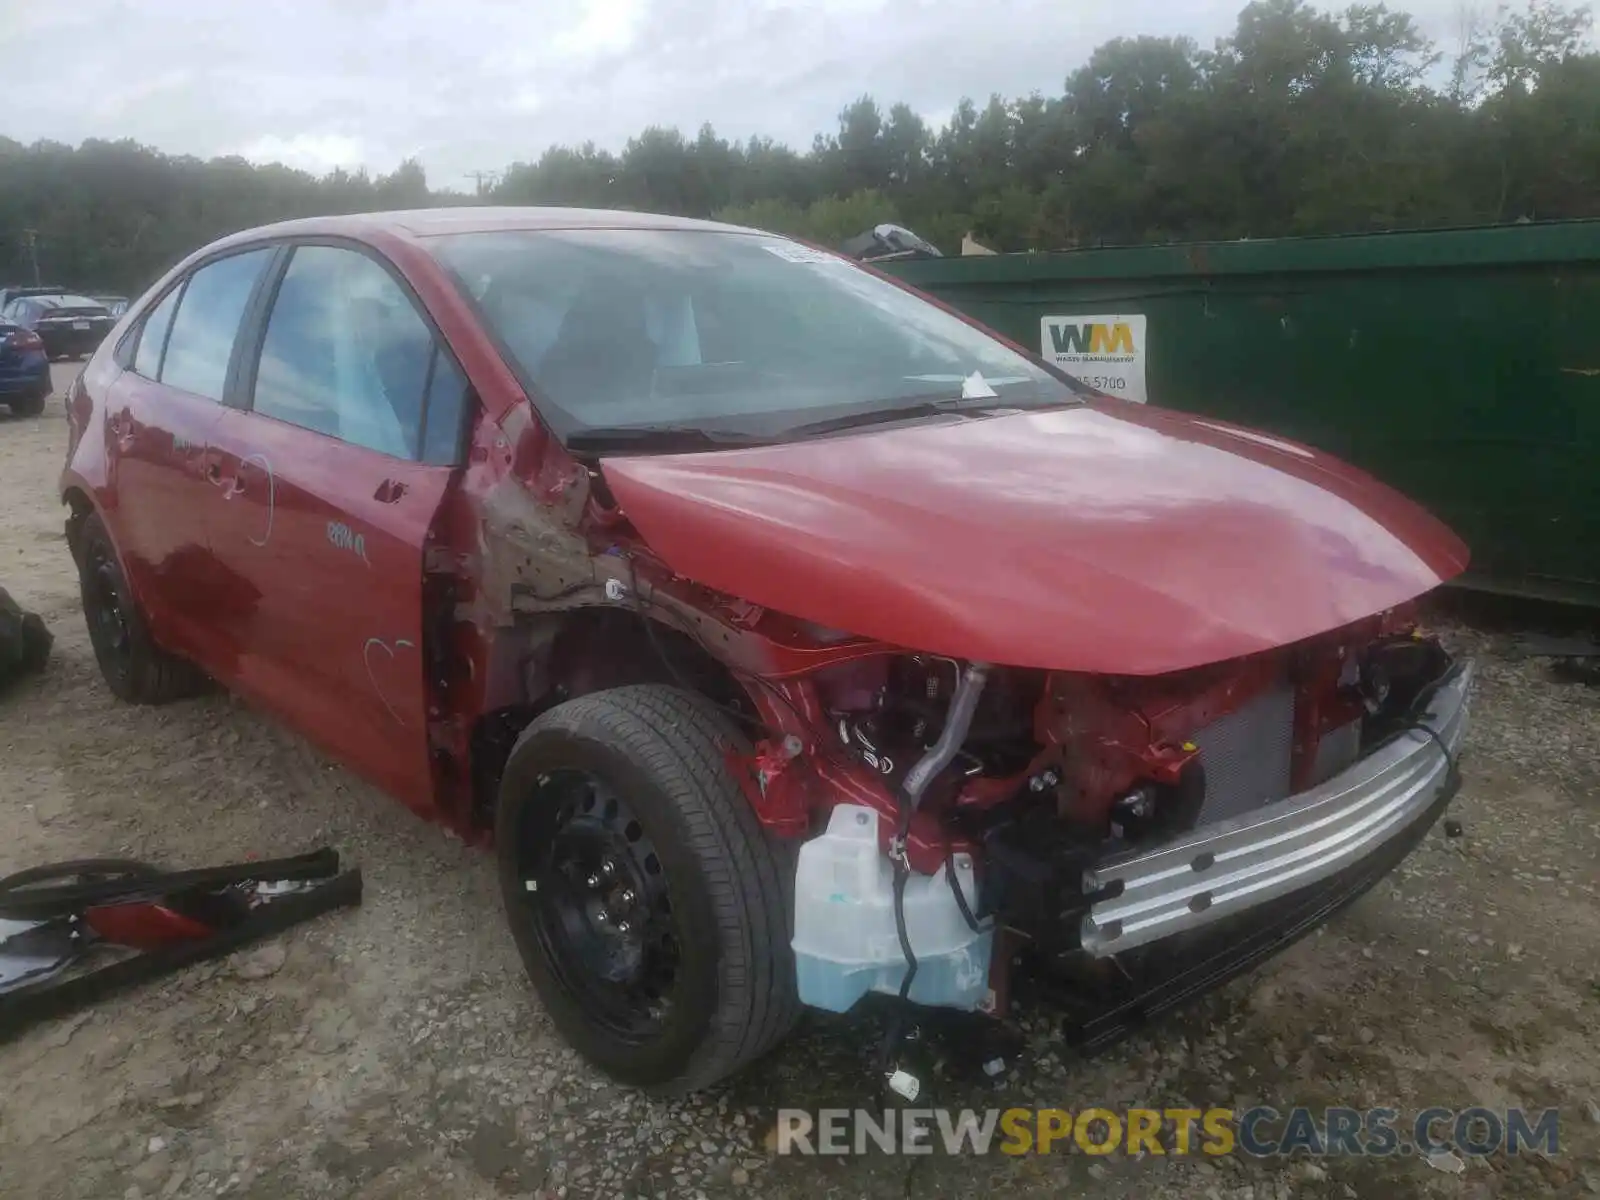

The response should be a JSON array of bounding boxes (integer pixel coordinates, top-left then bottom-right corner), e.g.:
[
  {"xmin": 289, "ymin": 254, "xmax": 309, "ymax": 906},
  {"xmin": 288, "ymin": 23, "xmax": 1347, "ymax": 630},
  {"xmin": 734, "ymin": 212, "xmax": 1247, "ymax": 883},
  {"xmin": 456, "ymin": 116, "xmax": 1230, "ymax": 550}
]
[{"xmin": 5, "ymin": 0, "xmax": 1472, "ymax": 187}]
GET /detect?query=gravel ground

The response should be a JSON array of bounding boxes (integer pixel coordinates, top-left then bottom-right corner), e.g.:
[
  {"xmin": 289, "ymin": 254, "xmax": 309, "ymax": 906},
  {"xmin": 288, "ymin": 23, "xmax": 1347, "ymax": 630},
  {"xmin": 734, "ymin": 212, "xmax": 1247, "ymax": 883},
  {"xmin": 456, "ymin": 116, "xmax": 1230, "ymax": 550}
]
[{"xmin": 2, "ymin": 364, "xmax": 1597, "ymax": 1199}]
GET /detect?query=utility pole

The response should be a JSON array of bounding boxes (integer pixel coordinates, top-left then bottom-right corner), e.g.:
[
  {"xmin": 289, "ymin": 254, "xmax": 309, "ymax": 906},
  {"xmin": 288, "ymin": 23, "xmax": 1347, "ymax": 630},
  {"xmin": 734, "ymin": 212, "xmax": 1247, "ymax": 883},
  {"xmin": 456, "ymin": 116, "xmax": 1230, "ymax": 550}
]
[
  {"xmin": 463, "ymin": 170, "xmax": 500, "ymax": 198},
  {"xmin": 22, "ymin": 229, "xmax": 40, "ymax": 286}
]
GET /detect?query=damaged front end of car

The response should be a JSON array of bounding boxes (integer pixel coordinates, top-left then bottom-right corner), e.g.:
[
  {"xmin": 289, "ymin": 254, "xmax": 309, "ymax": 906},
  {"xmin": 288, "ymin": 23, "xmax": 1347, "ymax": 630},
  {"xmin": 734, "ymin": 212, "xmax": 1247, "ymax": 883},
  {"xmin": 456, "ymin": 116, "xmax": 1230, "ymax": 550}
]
[
  {"xmin": 454, "ymin": 395, "xmax": 1474, "ymax": 1093},
  {"xmin": 727, "ymin": 615, "xmax": 1471, "ymax": 1080}
]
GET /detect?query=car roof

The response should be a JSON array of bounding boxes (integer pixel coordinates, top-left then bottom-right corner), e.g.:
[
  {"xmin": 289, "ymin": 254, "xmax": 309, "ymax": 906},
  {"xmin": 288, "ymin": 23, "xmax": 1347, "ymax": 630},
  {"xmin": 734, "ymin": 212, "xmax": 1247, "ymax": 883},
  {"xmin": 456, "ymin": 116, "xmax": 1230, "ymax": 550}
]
[
  {"xmin": 27, "ymin": 293, "xmax": 103, "ymax": 307},
  {"xmin": 215, "ymin": 206, "xmax": 763, "ymax": 248}
]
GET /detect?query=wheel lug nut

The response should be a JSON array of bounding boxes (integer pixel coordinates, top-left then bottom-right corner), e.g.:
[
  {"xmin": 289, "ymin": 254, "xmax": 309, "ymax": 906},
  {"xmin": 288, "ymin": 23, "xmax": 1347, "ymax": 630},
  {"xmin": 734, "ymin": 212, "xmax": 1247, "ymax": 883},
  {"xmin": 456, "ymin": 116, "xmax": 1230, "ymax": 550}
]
[
  {"xmin": 600, "ymin": 860, "xmax": 616, "ymax": 880},
  {"xmin": 619, "ymin": 888, "xmax": 636, "ymax": 905},
  {"xmin": 595, "ymin": 909, "xmax": 609, "ymax": 924},
  {"xmin": 616, "ymin": 920, "xmax": 631, "ymax": 933},
  {"xmin": 585, "ymin": 873, "xmax": 601, "ymax": 889}
]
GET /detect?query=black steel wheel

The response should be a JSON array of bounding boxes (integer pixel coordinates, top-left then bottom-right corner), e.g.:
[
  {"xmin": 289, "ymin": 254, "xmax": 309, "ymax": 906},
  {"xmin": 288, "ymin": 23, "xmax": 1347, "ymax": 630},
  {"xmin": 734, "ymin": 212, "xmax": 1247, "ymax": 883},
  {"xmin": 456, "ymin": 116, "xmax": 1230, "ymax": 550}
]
[
  {"xmin": 83, "ymin": 532, "xmax": 133, "ymax": 688},
  {"xmin": 496, "ymin": 685, "xmax": 800, "ymax": 1093},
  {"xmin": 75, "ymin": 512, "xmax": 205, "ymax": 704},
  {"xmin": 521, "ymin": 769, "xmax": 683, "ymax": 1042}
]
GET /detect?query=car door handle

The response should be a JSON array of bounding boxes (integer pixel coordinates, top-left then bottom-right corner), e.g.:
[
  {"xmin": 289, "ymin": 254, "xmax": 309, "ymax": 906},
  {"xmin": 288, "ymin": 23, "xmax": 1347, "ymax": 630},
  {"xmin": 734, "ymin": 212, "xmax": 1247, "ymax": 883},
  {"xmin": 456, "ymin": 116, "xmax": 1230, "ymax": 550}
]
[{"xmin": 374, "ymin": 479, "xmax": 408, "ymax": 504}]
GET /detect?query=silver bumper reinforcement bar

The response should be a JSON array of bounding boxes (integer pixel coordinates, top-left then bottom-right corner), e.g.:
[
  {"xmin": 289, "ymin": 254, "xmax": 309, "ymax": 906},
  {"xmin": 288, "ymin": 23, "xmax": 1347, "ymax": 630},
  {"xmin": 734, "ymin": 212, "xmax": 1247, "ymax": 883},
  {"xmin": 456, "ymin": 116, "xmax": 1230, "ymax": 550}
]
[{"xmin": 1081, "ymin": 660, "xmax": 1475, "ymax": 956}]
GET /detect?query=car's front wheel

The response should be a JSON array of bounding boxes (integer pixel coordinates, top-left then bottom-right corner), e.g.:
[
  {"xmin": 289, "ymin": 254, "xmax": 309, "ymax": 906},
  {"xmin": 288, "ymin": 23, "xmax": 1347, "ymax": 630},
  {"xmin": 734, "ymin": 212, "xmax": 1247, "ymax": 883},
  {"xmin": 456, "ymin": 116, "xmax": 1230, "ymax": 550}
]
[
  {"xmin": 495, "ymin": 685, "xmax": 801, "ymax": 1094},
  {"xmin": 75, "ymin": 513, "xmax": 206, "ymax": 704}
]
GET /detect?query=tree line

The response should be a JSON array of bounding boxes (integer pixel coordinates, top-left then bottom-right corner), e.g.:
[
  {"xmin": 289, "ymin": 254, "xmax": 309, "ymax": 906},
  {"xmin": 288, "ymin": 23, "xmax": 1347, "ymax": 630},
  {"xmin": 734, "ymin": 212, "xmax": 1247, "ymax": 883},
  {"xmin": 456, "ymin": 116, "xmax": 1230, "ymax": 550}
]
[{"xmin": 2, "ymin": 1, "xmax": 1595, "ymax": 295}]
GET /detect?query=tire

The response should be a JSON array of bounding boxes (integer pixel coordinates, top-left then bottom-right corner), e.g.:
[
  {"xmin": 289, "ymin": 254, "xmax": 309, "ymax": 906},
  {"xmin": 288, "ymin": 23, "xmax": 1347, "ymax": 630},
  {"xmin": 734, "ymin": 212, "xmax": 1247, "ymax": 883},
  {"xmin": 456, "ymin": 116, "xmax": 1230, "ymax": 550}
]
[
  {"xmin": 7, "ymin": 390, "xmax": 46, "ymax": 418},
  {"xmin": 76, "ymin": 512, "xmax": 206, "ymax": 704},
  {"xmin": 496, "ymin": 685, "xmax": 801, "ymax": 1094}
]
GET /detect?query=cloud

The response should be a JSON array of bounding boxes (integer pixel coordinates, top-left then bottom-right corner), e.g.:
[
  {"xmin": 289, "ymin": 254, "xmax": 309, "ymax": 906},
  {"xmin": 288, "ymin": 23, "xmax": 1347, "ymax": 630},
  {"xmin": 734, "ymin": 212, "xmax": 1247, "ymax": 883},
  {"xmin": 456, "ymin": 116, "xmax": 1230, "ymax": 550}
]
[
  {"xmin": 2, "ymin": 0, "xmax": 1481, "ymax": 184},
  {"xmin": 234, "ymin": 134, "xmax": 368, "ymax": 175},
  {"xmin": 551, "ymin": 0, "xmax": 649, "ymax": 57}
]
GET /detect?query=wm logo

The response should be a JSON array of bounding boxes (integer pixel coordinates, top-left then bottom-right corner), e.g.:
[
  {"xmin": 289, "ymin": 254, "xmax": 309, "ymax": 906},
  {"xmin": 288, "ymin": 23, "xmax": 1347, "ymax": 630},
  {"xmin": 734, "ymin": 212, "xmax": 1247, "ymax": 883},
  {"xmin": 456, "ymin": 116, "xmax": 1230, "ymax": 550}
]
[{"xmin": 1049, "ymin": 322, "xmax": 1136, "ymax": 355}]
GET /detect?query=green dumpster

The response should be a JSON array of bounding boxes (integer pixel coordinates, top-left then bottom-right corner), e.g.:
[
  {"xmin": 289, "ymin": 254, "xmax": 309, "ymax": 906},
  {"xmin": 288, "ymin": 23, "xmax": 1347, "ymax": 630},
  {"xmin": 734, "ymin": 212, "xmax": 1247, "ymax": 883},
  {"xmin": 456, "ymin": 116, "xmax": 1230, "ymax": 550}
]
[{"xmin": 884, "ymin": 220, "xmax": 1600, "ymax": 606}]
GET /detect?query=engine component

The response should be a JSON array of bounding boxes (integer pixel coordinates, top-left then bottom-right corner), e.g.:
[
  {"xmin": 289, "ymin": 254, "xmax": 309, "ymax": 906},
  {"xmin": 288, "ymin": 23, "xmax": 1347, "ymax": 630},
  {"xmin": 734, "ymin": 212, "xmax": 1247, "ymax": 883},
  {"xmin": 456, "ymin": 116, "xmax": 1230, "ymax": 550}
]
[
  {"xmin": 1360, "ymin": 633, "xmax": 1455, "ymax": 740},
  {"xmin": 837, "ymin": 716, "xmax": 896, "ymax": 776},
  {"xmin": 1109, "ymin": 785, "xmax": 1158, "ymax": 840},
  {"xmin": 791, "ymin": 805, "xmax": 993, "ymax": 1013},
  {"xmin": 901, "ymin": 662, "xmax": 991, "ymax": 810}
]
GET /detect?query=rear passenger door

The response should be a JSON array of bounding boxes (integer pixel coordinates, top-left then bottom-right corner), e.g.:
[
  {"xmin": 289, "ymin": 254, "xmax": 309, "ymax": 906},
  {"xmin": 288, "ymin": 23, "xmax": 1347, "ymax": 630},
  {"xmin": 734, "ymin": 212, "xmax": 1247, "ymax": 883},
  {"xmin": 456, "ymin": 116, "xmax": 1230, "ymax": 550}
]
[
  {"xmin": 101, "ymin": 248, "xmax": 275, "ymax": 666},
  {"xmin": 206, "ymin": 241, "xmax": 469, "ymax": 814}
]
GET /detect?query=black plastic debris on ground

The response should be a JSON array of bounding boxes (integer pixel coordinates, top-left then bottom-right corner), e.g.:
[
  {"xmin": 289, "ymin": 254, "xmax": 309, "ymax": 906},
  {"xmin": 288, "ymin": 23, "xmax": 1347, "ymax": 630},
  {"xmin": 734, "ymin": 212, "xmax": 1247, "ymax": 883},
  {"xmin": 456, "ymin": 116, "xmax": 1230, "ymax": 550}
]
[
  {"xmin": 0, "ymin": 848, "xmax": 362, "ymax": 1044},
  {"xmin": 0, "ymin": 587, "xmax": 51, "ymax": 692}
]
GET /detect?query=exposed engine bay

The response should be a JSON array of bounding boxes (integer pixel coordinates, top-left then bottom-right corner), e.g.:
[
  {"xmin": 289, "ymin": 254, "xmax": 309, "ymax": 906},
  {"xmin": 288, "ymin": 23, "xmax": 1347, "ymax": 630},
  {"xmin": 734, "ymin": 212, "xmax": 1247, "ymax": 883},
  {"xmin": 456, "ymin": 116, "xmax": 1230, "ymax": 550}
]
[
  {"xmin": 775, "ymin": 610, "xmax": 1451, "ymax": 859},
  {"xmin": 753, "ymin": 608, "xmax": 1464, "ymax": 1082}
]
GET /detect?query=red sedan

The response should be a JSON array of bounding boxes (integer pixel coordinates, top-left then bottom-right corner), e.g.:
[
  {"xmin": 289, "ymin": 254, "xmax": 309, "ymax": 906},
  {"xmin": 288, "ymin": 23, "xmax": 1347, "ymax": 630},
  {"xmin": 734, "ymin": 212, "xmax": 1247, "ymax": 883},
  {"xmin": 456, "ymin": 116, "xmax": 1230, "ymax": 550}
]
[{"xmin": 61, "ymin": 208, "xmax": 1473, "ymax": 1093}]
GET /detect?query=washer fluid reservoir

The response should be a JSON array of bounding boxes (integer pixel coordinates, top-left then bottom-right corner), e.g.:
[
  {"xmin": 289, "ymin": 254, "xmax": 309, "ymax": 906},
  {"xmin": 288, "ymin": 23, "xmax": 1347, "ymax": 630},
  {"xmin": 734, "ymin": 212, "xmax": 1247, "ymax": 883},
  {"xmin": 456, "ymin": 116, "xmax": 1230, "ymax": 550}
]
[{"xmin": 791, "ymin": 804, "xmax": 993, "ymax": 1013}]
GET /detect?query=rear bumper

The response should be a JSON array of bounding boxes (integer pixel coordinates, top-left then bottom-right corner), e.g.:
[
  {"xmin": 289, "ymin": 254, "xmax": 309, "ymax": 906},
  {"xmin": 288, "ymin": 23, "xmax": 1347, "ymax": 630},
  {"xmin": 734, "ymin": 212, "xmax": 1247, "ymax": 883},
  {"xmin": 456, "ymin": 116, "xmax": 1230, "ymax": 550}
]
[
  {"xmin": 0, "ymin": 356, "xmax": 50, "ymax": 398},
  {"xmin": 36, "ymin": 327, "xmax": 104, "ymax": 358},
  {"xmin": 1080, "ymin": 658, "xmax": 1474, "ymax": 956}
]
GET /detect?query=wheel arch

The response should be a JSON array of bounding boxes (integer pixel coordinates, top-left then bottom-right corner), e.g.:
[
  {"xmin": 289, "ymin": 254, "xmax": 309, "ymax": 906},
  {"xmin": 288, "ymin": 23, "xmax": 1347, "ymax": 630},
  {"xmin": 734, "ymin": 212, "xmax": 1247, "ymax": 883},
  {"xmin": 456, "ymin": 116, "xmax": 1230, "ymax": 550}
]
[
  {"xmin": 61, "ymin": 482, "xmax": 102, "ymax": 568},
  {"xmin": 467, "ymin": 605, "xmax": 759, "ymax": 829}
]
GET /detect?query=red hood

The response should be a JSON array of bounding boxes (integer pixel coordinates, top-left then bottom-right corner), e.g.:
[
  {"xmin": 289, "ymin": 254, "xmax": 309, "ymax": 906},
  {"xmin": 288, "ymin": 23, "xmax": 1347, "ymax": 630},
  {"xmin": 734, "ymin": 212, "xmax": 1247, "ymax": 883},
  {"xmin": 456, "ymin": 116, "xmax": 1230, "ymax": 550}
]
[{"xmin": 600, "ymin": 401, "xmax": 1468, "ymax": 675}]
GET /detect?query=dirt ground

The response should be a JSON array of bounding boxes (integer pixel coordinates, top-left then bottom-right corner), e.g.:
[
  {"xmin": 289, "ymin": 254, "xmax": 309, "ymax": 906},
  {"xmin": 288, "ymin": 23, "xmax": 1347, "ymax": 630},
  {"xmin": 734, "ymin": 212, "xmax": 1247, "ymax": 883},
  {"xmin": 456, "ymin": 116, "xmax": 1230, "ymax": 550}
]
[{"xmin": 1, "ymin": 363, "xmax": 1597, "ymax": 1200}]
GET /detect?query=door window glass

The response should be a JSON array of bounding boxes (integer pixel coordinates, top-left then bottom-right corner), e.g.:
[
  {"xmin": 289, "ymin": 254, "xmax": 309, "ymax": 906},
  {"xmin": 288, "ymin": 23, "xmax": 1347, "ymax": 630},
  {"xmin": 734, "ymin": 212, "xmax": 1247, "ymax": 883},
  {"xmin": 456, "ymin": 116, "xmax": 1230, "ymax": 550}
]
[
  {"xmin": 420, "ymin": 348, "xmax": 469, "ymax": 465},
  {"xmin": 253, "ymin": 245, "xmax": 438, "ymax": 459},
  {"xmin": 132, "ymin": 287, "xmax": 181, "ymax": 379},
  {"xmin": 161, "ymin": 249, "xmax": 273, "ymax": 401}
]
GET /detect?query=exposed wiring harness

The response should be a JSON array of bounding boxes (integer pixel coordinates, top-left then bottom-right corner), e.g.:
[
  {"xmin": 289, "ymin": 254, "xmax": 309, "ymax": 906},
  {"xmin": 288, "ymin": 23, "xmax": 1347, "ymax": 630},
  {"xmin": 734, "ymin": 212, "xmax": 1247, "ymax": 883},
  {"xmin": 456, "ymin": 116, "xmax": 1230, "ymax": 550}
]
[
  {"xmin": 877, "ymin": 800, "xmax": 920, "ymax": 1077},
  {"xmin": 1369, "ymin": 653, "xmax": 1465, "ymax": 785},
  {"xmin": 876, "ymin": 662, "xmax": 993, "ymax": 1079},
  {"xmin": 945, "ymin": 853, "xmax": 992, "ymax": 934},
  {"xmin": 1408, "ymin": 719, "xmax": 1459, "ymax": 783}
]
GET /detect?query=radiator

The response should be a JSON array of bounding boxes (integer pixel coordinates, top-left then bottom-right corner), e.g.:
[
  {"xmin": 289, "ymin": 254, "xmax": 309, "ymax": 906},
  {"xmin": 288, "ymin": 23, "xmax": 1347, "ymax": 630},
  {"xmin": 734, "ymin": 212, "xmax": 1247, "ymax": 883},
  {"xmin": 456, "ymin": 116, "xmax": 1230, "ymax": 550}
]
[{"xmin": 1191, "ymin": 685, "xmax": 1296, "ymax": 825}]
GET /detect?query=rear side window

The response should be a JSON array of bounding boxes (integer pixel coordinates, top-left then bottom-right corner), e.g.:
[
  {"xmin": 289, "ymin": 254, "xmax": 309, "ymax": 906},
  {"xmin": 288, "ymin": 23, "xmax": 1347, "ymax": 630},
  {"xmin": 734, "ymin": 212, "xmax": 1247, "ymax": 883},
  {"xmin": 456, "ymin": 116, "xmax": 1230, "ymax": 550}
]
[
  {"xmin": 161, "ymin": 249, "xmax": 272, "ymax": 401},
  {"xmin": 252, "ymin": 244, "xmax": 456, "ymax": 460},
  {"xmin": 132, "ymin": 288, "xmax": 181, "ymax": 379}
]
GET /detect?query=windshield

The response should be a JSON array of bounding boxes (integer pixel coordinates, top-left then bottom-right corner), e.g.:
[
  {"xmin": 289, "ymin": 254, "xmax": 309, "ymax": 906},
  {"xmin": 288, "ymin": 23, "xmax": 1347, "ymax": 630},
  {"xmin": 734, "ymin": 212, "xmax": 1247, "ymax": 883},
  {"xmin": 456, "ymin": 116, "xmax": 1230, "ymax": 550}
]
[{"xmin": 429, "ymin": 228, "xmax": 1083, "ymax": 447}]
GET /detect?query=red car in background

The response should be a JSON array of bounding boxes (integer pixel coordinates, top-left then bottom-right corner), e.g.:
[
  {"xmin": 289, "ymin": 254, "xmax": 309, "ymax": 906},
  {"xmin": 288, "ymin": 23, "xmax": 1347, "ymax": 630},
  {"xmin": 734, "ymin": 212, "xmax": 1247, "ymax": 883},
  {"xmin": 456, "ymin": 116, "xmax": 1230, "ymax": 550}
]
[{"xmin": 60, "ymin": 208, "xmax": 1473, "ymax": 1093}]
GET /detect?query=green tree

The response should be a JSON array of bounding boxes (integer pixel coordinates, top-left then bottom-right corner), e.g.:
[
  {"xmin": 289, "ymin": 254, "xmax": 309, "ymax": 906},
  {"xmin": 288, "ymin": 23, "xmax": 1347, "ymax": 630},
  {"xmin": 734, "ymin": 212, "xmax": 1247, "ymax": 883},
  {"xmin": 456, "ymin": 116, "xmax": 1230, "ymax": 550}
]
[{"xmin": 1, "ymin": 2, "xmax": 1596, "ymax": 285}]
